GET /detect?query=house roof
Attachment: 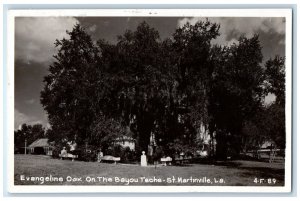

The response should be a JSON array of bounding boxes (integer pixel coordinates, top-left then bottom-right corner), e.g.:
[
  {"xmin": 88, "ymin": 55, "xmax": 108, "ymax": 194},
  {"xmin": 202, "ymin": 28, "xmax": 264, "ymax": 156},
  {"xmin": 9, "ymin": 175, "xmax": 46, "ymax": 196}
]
[
  {"xmin": 115, "ymin": 136, "xmax": 135, "ymax": 142},
  {"xmin": 261, "ymin": 140, "xmax": 276, "ymax": 149},
  {"xmin": 28, "ymin": 138, "xmax": 52, "ymax": 148},
  {"xmin": 114, "ymin": 127, "xmax": 136, "ymax": 142}
]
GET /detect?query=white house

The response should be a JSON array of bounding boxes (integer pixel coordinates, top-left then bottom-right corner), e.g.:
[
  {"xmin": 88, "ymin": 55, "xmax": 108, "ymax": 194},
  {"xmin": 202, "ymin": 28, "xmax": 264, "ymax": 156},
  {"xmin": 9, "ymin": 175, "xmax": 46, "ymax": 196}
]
[{"xmin": 114, "ymin": 135, "xmax": 136, "ymax": 151}]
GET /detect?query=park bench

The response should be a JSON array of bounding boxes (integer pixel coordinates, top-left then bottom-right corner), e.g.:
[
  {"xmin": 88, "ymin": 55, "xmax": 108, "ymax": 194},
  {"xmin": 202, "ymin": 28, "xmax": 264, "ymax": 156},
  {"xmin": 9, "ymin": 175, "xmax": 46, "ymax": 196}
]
[
  {"xmin": 99, "ymin": 155, "xmax": 121, "ymax": 164},
  {"xmin": 174, "ymin": 156, "xmax": 192, "ymax": 165},
  {"xmin": 59, "ymin": 153, "xmax": 78, "ymax": 161},
  {"xmin": 160, "ymin": 157, "xmax": 172, "ymax": 166}
]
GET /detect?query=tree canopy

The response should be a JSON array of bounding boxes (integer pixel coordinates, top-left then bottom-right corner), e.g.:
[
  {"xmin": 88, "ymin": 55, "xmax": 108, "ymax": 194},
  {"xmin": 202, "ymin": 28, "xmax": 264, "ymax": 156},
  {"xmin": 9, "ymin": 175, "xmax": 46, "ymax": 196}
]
[
  {"xmin": 14, "ymin": 123, "xmax": 46, "ymax": 148},
  {"xmin": 40, "ymin": 21, "xmax": 286, "ymax": 158}
]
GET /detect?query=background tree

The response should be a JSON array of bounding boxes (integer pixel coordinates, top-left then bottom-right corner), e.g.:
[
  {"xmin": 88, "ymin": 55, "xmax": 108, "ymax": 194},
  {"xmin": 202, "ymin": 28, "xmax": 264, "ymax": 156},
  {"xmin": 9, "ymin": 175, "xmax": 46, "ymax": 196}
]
[
  {"xmin": 209, "ymin": 35, "xmax": 265, "ymax": 159},
  {"xmin": 264, "ymin": 57, "xmax": 285, "ymax": 149},
  {"xmin": 41, "ymin": 24, "xmax": 100, "ymax": 145},
  {"xmin": 265, "ymin": 56, "xmax": 285, "ymax": 106},
  {"xmin": 241, "ymin": 56, "xmax": 286, "ymax": 152},
  {"xmin": 14, "ymin": 123, "xmax": 45, "ymax": 148}
]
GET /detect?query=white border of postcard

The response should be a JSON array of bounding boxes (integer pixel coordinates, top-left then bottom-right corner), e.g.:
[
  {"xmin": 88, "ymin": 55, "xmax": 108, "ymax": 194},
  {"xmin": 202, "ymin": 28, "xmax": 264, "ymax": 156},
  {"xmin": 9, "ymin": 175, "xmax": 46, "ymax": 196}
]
[{"xmin": 7, "ymin": 9, "xmax": 292, "ymax": 193}]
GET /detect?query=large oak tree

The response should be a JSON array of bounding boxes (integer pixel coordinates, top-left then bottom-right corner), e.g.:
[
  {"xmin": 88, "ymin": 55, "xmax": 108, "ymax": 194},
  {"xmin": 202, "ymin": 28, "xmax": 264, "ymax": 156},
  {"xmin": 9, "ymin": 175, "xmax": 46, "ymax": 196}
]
[{"xmin": 41, "ymin": 21, "xmax": 285, "ymax": 159}]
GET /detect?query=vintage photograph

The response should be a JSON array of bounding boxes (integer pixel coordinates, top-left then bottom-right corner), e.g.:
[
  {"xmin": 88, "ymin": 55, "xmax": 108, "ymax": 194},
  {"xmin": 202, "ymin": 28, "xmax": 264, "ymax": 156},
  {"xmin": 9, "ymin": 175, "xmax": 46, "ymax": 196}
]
[{"xmin": 9, "ymin": 9, "xmax": 292, "ymax": 192}]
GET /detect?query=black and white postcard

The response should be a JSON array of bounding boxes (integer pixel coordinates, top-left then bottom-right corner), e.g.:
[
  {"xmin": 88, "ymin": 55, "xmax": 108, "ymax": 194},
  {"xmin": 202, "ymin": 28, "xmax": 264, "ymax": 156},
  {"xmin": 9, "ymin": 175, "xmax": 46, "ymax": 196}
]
[{"xmin": 7, "ymin": 9, "xmax": 292, "ymax": 193}]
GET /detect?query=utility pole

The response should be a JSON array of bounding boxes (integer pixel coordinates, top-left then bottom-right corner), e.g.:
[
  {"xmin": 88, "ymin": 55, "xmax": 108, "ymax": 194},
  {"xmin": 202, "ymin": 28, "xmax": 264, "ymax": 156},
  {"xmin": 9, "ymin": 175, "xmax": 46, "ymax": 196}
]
[
  {"xmin": 85, "ymin": 140, "xmax": 88, "ymax": 153},
  {"xmin": 24, "ymin": 139, "xmax": 27, "ymax": 155}
]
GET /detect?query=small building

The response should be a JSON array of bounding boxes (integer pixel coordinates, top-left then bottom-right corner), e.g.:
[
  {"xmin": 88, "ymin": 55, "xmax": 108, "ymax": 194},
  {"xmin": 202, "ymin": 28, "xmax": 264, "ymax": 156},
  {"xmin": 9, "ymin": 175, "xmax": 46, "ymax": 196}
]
[
  {"xmin": 28, "ymin": 138, "xmax": 54, "ymax": 155},
  {"xmin": 113, "ymin": 127, "xmax": 136, "ymax": 151},
  {"xmin": 113, "ymin": 136, "xmax": 136, "ymax": 151},
  {"xmin": 261, "ymin": 140, "xmax": 276, "ymax": 149}
]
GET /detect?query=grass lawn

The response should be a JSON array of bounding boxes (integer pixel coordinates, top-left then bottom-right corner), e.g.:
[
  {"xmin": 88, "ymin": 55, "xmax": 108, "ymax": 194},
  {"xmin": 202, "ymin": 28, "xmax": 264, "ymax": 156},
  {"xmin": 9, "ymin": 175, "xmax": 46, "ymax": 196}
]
[{"xmin": 14, "ymin": 154, "xmax": 284, "ymax": 186}]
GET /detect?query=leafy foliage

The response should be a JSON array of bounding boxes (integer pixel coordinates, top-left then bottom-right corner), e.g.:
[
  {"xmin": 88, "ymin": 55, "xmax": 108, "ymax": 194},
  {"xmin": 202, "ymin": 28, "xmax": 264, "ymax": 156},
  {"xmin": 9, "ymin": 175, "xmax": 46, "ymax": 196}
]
[
  {"xmin": 40, "ymin": 21, "xmax": 286, "ymax": 160},
  {"xmin": 14, "ymin": 124, "xmax": 46, "ymax": 148},
  {"xmin": 241, "ymin": 56, "xmax": 286, "ymax": 151},
  {"xmin": 265, "ymin": 56, "xmax": 285, "ymax": 106},
  {"xmin": 208, "ymin": 35, "xmax": 266, "ymax": 159}
]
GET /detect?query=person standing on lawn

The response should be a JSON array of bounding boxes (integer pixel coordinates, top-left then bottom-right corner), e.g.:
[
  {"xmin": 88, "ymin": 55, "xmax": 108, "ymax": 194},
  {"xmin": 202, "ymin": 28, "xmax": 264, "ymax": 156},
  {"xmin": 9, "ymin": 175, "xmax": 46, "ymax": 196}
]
[{"xmin": 60, "ymin": 147, "xmax": 67, "ymax": 159}]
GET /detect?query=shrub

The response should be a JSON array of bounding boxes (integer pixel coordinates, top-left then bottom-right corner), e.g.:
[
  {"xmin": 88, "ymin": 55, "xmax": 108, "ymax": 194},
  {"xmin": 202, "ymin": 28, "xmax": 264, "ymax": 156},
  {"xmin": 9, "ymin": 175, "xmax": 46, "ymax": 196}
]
[
  {"xmin": 76, "ymin": 145, "xmax": 98, "ymax": 162},
  {"xmin": 112, "ymin": 144, "xmax": 124, "ymax": 157},
  {"xmin": 121, "ymin": 147, "xmax": 136, "ymax": 163},
  {"xmin": 51, "ymin": 146, "xmax": 61, "ymax": 159}
]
